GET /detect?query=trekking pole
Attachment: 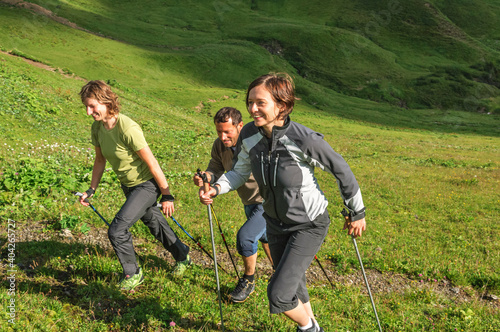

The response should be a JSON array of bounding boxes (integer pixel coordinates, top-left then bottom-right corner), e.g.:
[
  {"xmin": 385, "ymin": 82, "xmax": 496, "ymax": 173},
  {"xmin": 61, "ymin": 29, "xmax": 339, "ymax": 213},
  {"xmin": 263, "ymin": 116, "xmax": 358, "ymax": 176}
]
[
  {"xmin": 154, "ymin": 204, "xmax": 229, "ymax": 274},
  {"xmin": 198, "ymin": 169, "xmax": 224, "ymax": 331},
  {"xmin": 342, "ymin": 209, "xmax": 382, "ymax": 332},
  {"xmin": 73, "ymin": 191, "xmax": 110, "ymax": 226},
  {"xmin": 314, "ymin": 255, "xmax": 334, "ymax": 289},
  {"xmin": 210, "ymin": 205, "xmax": 240, "ymax": 279}
]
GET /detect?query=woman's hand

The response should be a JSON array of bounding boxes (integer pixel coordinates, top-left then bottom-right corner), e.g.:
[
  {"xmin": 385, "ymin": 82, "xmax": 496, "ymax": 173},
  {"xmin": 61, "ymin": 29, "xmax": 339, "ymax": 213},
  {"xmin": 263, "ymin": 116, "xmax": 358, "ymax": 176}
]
[
  {"xmin": 343, "ymin": 217, "xmax": 366, "ymax": 238},
  {"xmin": 160, "ymin": 200, "xmax": 175, "ymax": 218},
  {"xmin": 79, "ymin": 192, "xmax": 90, "ymax": 207},
  {"xmin": 199, "ymin": 186, "xmax": 217, "ymax": 205}
]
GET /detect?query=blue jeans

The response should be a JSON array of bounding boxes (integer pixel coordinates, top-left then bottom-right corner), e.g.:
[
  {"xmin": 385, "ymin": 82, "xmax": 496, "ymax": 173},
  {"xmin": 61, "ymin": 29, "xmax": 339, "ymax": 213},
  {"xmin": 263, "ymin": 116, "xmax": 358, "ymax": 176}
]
[
  {"xmin": 108, "ymin": 179, "xmax": 189, "ymax": 276},
  {"xmin": 236, "ymin": 204, "xmax": 268, "ymax": 257}
]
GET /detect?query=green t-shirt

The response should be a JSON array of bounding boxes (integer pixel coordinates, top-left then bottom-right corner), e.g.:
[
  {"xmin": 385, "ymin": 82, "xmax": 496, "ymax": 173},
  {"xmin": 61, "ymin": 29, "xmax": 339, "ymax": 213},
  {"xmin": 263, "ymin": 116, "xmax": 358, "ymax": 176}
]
[{"xmin": 91, "ymin": 113, "xmax": 153, "ymax": 187}]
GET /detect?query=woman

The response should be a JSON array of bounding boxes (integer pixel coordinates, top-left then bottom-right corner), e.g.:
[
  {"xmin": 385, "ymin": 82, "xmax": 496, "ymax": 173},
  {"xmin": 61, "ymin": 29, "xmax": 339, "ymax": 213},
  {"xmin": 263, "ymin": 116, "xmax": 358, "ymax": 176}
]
[
  {"xmin": 200, "ymin": 73, "xmax": 366, "ymax": 331},
  {"xmin": 79, "ymin": 80, "xmax": 191, "ymax": 292}
]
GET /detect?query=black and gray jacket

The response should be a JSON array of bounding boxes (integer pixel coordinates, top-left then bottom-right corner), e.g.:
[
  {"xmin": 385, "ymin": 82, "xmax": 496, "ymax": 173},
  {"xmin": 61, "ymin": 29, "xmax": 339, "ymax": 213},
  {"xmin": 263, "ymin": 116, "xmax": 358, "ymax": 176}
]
[{"xmin": 216, "ymin": 117, "xmax": 365, "ymax": 229}]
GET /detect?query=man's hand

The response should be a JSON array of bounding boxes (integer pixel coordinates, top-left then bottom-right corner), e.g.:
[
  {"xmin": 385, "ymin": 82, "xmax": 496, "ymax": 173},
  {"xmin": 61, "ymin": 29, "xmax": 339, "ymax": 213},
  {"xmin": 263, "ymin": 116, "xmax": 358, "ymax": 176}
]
[
  {"xmin": 193, "ymin": 174, "xmax": 203, "ymax": 187},
  {"xmin": 193, "ymin": 171, "xmax": 211, "ymax": 187}
]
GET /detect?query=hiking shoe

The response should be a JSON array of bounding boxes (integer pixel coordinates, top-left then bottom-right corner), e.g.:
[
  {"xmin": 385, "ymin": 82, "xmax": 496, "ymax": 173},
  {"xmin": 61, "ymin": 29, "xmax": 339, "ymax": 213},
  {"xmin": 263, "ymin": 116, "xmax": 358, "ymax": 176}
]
[
  {"xmin": 296, "ymin": 323, "xmax": 324, "ymax": 332},
  {"xmin": 118, "ymin": 267, "xmax": 144, "ymax": 291},
  {"xmin": 173, "ymin": 254, "xmax": 191, "ymax": 276},
  {"xmin": 229, "ymin": 277, "xmax": 255, "ymax": 303},
  {"xmin": 296, "ymin": 325, "xmax": 314, "ymax": 332}
]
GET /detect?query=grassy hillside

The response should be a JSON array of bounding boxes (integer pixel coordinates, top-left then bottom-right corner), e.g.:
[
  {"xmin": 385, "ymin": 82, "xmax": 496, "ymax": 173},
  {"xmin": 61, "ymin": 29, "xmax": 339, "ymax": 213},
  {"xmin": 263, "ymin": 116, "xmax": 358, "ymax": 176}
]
[
  {"xmin": 0, "ymin": 1, "xmax": 499, "ymax": 331},
  {"xmin": 2, "ymin": 0, "xmax": 500, "ymax": 118}
]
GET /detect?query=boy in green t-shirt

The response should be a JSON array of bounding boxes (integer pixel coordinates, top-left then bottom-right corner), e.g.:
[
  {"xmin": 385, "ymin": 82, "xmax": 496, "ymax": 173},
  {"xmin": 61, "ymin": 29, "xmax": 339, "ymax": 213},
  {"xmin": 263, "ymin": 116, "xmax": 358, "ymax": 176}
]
[{"xmin": 78, "ymin": 80, "xmax": 191, "ymax": 291}]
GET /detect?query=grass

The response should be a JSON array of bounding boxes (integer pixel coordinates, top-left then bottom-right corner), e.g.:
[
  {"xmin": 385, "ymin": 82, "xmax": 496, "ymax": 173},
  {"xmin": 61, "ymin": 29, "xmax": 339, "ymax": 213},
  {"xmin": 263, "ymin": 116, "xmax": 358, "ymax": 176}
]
[
  {"xmin": 0, "ymin": 0, "xmax": 499, "ymax": 331},
  {"xmin": 3, "ymin": 0, "xmax": 500, "ymax": 116}
]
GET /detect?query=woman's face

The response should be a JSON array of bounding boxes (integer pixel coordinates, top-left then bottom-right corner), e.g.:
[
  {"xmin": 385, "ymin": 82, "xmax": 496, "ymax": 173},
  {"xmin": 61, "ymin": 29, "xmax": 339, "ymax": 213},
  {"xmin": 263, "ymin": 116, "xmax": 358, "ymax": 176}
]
[
  {"xmin": 84, "ymin": 98, "xmax": 110, "ymax": 122},
  {"xmin": 247, "ymin": 84, "xmax": 283, "ymax": 136}
]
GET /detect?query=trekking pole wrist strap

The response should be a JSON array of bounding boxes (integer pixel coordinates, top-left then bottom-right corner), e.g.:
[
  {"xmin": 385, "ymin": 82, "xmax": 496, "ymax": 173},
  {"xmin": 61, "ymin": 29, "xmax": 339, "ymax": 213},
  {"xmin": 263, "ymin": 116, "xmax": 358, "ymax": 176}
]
[
  {"xmin": 213, "ymin": 185, "xmax": 220, "ymax": 197},
  {"xmin": 85, "ymin": 188, "xmax": 95, "ymax": 198},
  {"xmin": 160, "ymin": 194, "xmax": 175, "ymax": 202},
  {"xmin": 341, "ymin": 207, "xmax": 366, "ymax": 222}
]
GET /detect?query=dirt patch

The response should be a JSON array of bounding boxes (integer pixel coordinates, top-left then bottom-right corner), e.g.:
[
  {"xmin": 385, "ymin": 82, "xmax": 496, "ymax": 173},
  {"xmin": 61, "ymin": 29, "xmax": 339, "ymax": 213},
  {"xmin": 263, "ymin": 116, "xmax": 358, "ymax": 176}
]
[
  {"xmin": 2, "ymin": 0, "xmax": 94, "ymax": 35},
  {"xmin": 0, "ymin": 49, "xmax": 86, "ymax": 81},
  {"xmin": 0, "ymin": 0, "xmax": 95, "ymax": 81}
]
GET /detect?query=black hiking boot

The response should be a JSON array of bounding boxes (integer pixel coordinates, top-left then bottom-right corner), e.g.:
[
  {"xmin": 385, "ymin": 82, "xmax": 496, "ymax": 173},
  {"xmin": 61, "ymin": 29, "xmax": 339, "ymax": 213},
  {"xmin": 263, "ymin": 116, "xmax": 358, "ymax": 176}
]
[{"xmin": 229, "ymin": 277, "xmax": 255, "ymax": 303}]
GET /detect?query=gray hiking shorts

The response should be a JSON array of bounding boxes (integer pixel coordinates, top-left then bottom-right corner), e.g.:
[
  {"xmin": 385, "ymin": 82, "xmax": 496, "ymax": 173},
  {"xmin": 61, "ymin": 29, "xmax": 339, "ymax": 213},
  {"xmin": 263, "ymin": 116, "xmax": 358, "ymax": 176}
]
[{"xmin": 265, "ymin": 209, "xmax": 330, "ymax": 314}]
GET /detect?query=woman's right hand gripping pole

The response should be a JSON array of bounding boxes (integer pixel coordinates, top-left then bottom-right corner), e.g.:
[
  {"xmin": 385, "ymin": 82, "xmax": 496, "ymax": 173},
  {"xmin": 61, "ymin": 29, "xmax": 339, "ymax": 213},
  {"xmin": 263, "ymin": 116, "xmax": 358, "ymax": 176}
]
[
  {"xmin": 341, "ymin": 208, "xmax": 366, "ymax": 238},
  {"xmin": 196, "ymin": 168, "xmax": 218, "ymax": 205}
]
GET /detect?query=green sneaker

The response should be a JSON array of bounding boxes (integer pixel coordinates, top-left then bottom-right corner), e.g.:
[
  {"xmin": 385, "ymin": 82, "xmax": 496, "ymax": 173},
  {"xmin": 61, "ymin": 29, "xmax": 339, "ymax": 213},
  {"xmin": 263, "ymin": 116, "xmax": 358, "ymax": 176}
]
[
  {"xmin": 118, "ymin": 267, "xmax": 144, "ymax": 291},
  {"xmin": 173, "ymin": 254, "xmax": 191, "ymax": 276}
]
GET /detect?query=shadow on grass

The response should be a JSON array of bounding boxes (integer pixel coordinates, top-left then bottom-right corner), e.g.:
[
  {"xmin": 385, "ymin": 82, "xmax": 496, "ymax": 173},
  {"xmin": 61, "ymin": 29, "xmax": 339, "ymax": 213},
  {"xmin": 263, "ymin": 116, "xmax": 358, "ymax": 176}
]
[{"xmin": 0, "ymin": 238, "xmax": 226, "ymax": 330}]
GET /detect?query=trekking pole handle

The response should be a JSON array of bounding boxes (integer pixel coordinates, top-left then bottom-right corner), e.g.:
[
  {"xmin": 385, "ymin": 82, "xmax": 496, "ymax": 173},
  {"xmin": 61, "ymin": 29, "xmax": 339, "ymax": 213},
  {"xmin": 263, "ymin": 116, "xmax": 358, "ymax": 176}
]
[
  {"xmin": 341, "ymin": 208, "xmax": 353, "ymax": 234},
  {"xmin": 73, "ymin": 191, "xmax": 90, "ymax": 203},
  {"xmin": 196, "ymin": 168, "xmax": 211, "ymax": 193}
]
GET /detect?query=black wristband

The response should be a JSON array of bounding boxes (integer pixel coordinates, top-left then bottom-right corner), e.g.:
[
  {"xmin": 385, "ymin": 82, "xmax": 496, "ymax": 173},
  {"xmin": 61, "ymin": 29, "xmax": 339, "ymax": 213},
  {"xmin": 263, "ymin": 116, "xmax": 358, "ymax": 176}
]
[
  {"xmin": 213, "ymin": 185, "xmax": 220, "ymax": 197},
  {"xmin": 85, "ymin": 188, "xmax": 95, "ymax": 198},
  {"xmin": 160, "ymin": 194, "xmax": 175, "ymax": 202},
  {"xmin": 209, "ymin": 173, "xmax": 216, "ymax": 185},
  {"xmin": 341, "ymin": 207, "xmax": 366, "ymax": 221}
]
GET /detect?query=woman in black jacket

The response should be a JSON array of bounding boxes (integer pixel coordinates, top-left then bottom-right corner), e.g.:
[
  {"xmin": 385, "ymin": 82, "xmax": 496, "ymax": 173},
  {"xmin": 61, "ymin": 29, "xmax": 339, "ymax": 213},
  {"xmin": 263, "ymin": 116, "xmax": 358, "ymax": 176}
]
[{"xmin": 200, "ymin": 73, "xmax": 366, "ymax": 332}]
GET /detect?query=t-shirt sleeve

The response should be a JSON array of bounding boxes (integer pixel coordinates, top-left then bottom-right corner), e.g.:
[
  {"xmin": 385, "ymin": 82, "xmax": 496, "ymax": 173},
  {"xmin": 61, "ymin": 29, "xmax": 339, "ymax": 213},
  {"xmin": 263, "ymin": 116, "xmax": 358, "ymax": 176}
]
[
  {"xmin": 122, "ymin": 123, "xmax": 148, "ymax": 152},
  {"xmin": 91, "ymin": 121, "xmax": 100, "ymax": 147}
]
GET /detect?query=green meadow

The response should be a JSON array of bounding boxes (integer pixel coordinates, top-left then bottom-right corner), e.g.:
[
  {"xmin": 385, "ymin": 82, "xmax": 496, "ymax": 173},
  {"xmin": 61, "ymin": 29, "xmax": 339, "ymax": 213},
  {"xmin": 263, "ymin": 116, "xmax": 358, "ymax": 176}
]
[{"xmin": 0, "ymin": 0, "xmax": 499, "ymax": 331}]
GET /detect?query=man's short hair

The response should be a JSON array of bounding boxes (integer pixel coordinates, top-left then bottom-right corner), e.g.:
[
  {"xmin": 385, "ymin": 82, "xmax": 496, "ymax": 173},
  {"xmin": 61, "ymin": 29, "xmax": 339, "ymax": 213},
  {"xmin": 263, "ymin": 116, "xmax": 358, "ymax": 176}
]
[{"xmin": 214, "ymin": 107, "xmax": 242, "ymax": 125}]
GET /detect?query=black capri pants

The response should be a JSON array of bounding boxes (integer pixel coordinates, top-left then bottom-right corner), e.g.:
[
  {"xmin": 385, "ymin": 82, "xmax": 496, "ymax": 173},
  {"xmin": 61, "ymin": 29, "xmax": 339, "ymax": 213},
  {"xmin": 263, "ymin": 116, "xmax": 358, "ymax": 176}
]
[{"xmin": 266, "ymin": 210, "xmax": 330, "ymax": 314}]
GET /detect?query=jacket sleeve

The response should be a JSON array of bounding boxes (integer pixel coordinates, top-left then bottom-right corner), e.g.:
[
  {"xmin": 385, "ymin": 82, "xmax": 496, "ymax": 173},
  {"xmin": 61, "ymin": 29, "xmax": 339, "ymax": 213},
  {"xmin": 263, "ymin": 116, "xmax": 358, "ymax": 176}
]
[
  {"xmin": 305, "ymin": 133, "xmax": 365, "ymax": 220},
  {"xmin": 206, "ymin": 140, "xmax": 225, "ymax": 184},
  {"xmin": 215, "ymin": 136, "xmax": 251, "ymax": 195}
]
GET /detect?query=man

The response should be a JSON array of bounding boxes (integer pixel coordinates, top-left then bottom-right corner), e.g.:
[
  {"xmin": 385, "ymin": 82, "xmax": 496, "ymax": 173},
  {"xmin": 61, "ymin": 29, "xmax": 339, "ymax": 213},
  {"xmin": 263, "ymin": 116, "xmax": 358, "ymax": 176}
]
[{"xmin": 193, "ymin": 107, "xmax": 273, "ymax": 303}]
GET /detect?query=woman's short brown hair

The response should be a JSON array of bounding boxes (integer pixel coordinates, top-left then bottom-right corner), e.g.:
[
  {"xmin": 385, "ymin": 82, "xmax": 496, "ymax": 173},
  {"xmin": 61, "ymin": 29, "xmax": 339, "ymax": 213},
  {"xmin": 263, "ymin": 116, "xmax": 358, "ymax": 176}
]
[
  {"xmin": 246, "ymin": 73, "xmax": 298, "ymax": 120},
  {"xmin": 79, "ymin": 80, "xmax": 120, "ymax": 115}
]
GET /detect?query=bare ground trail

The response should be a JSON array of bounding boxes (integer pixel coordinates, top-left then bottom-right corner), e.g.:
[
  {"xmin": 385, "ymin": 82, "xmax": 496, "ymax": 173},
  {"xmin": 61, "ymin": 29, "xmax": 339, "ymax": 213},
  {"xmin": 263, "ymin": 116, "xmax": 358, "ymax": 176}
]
[
  {"xmin": 1, "ymin": 0, "xmax": 109, "ymax": 81},
  {"xmin": 1, "ymin": 0, "xmax": 102, "ymax": 36},
  {"xmin": 0, "ymin": 49, "xmax": 86, "ymax": 81}
]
